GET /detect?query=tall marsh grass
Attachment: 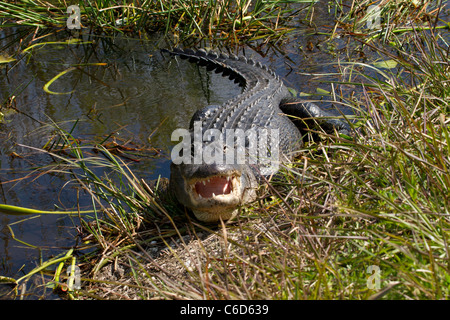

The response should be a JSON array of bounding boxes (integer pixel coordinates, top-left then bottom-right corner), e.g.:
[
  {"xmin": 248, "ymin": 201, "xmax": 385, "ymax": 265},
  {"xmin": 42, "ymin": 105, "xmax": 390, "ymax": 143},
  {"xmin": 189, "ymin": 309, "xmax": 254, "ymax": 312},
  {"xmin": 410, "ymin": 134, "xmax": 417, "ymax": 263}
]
[
  {"xmin": 29, "ymin": 23, "xmax": 447, "ymax": 299},
  {"xmin": 0, "ymin": 0, "xmax": 315, "ymax": 43}
]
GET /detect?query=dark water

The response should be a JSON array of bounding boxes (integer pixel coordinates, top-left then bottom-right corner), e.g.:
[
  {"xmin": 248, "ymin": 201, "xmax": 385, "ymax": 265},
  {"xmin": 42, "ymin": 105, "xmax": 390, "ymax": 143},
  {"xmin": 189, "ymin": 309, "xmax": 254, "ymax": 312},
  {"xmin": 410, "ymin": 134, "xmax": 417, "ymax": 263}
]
[
  {"xmin": 0, "ymin": 32, "xmax": 247, "ymax": 298},
  {"xmin": 3, "ymin": 2, "xmax": 443, "ymax": 298}
]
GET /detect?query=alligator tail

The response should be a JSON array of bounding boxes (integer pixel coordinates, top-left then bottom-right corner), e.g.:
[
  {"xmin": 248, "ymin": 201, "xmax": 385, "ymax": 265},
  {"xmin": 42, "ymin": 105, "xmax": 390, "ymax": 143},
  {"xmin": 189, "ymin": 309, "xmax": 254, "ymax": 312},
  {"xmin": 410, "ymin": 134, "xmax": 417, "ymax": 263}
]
[
  {"xmin": 162, "ymin": 48, "xmax": 279, "ymax": 89},
  {"xmin": 162, "ymin": 48, "xmax": 247, "ymax": 85}
]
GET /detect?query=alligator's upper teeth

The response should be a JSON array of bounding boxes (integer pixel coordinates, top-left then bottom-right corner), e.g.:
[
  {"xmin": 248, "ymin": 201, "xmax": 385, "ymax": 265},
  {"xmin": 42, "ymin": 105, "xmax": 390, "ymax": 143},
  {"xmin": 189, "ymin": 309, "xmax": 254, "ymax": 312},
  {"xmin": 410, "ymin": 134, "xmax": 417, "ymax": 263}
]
[{"xmin": 212, "ymin": 192, "xmax": 216, "ymax": 197}]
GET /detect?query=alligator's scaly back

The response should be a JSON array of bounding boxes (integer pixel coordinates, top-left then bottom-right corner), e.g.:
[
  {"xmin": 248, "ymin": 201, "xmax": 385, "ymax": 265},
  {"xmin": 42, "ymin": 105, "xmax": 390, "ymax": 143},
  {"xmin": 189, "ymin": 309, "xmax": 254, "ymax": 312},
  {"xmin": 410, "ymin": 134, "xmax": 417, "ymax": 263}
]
[{"xmin": 163, "ymin": 48, "xmax": 291, "ymax": 132}]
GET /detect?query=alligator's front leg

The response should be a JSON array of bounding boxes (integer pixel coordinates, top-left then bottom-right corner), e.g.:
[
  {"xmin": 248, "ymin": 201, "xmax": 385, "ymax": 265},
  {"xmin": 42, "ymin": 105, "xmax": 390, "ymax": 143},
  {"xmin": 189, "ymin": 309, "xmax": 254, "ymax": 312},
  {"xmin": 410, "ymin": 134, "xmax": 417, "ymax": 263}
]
[{"xmin": 279, "ymin": 99, "xmax": 352, "ymax": 136}]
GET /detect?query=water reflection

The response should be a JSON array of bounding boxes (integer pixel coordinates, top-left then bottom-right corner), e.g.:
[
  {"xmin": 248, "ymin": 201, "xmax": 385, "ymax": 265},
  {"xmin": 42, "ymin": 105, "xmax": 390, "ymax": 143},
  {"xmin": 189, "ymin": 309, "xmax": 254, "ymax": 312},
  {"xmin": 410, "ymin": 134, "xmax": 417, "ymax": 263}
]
[{"xmin": 0, "ymin": 32, "xmax": 247, "ymax": 298}]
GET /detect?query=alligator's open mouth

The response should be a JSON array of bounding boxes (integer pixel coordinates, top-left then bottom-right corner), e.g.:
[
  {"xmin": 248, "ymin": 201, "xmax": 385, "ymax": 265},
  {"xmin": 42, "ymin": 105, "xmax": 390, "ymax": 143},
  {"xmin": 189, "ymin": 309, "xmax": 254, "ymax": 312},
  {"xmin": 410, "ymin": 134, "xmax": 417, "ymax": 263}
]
[{"xmin": 189, "ymin": 175, "xmax": 240, "ymax": 201}]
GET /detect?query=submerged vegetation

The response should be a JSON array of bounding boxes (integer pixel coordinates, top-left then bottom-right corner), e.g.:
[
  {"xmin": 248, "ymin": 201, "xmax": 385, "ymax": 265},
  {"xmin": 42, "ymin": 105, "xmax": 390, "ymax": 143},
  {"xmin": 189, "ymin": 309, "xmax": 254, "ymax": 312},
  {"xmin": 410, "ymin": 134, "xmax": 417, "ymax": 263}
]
[{"xmin": 0, "ymin": 0, "xmax": 449, "ymax": 300}]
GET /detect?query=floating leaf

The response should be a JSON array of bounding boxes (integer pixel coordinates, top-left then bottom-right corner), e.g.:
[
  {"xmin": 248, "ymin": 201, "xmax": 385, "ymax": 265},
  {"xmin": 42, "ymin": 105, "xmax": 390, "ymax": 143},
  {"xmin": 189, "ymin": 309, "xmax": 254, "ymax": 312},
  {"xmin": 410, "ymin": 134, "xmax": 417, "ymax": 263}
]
[
  {"xmin": 22, "ymin": 39, "xmax": 92, "ymax": 54},
  {"xmin": 0, "ymin": 55, "xmax": 16, "ymax": 64},
  {"xmin": 43, "ymin": 67, "xmax": 77, "ymax": 95},
  {"xmin": 0, "ymin": 276, "xmax": 17, "ymax": 286},
  {"xmin": 316, "ymin": 87, "xmax": 331, "ymax": 94},
  {"xmin": 0, "ymin": 203, "xmax": 93, "ymax": 216},
  {"xmin": 372, "ymin": 59, "xmax": 398, "ymax": 69}
]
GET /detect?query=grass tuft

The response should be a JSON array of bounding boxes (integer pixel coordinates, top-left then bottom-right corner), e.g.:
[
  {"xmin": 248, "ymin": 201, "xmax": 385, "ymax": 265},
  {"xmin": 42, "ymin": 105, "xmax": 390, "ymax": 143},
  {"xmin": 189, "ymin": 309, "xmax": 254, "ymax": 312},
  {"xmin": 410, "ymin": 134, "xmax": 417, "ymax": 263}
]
[{"xmin": 0, "ymin": 0, "xmax": 316, "ymax": 44}]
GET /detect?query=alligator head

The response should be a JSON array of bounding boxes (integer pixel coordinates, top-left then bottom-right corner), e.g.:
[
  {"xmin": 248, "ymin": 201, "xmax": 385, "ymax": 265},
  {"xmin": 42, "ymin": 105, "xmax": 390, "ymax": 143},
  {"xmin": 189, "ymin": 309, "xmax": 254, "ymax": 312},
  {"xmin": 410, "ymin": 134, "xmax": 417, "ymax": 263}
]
[{"xmin": 169, "ymin": 116, "xmax": 286, "ymax": 222}]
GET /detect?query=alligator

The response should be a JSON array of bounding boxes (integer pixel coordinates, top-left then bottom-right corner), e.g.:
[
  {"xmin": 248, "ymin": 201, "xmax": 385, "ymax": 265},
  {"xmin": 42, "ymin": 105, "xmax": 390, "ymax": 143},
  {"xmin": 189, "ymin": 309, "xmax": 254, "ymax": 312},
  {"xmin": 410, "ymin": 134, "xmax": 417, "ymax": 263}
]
[{"xmin": 163, "ymin": 48, "xmax": 351, "ymax": 222}]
